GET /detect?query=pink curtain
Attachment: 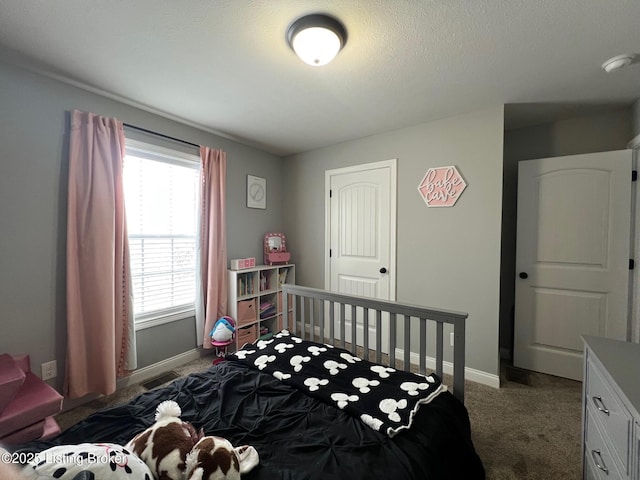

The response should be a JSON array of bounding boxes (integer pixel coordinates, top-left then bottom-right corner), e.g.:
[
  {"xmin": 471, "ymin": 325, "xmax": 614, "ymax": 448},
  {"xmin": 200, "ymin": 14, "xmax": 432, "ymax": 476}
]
[
  {"xmin": 65, "ymin": 110, "xmax": 134, "ymax": 398},
  {"xmin": 198, "ymin": 146, "xmax": 228, "ymax": 347}
]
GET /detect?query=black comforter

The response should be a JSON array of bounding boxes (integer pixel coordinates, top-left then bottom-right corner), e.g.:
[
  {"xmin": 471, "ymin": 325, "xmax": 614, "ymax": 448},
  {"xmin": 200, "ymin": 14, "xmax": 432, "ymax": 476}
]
[{"xmin": 12, "ymin": 361, "xmax": 485, "ymax": 479}]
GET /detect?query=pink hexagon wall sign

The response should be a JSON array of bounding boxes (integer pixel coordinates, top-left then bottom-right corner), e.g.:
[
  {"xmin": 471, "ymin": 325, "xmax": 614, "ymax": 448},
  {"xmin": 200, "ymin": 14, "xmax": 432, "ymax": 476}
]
[{"xmin": 417, "ymin": 165, "xmax": 467, "ymax": 207}]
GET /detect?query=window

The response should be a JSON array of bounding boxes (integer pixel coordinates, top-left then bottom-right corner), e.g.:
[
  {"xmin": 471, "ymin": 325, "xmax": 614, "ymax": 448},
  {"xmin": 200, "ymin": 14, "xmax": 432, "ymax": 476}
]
[{"xmin": 123, "ymin": 139, "xmax": 200, "ymax": 329}]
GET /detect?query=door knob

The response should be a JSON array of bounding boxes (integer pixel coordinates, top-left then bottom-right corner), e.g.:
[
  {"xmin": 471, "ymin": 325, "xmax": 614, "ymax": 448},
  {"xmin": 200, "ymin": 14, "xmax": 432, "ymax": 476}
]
[
  {"xmin": 519, "ymin": 272, "xmax": 528, "ymax": 279},
  {"xmin": 380, "ymin": 267, "xmax": 388, "ymax": 274}
]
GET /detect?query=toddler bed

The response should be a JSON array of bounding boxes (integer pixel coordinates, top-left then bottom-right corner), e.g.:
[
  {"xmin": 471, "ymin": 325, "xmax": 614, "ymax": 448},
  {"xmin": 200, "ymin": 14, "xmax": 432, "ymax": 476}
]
[{"xmin": 7, "ymin": 285, "xmax": 485, "ymax": 479}]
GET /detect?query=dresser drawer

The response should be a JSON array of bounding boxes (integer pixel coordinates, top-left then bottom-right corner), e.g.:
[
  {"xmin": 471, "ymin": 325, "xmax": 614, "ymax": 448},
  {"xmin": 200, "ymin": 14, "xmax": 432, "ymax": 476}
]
[
  {"xmin": 635, "ymin": 423, "xmax": 639, "ymax": 480},
  {"xmin": 586, "ymin": 358, "xmax": 633, "ymax": 473},
  {"xmin": 584, "ymin": 458, "xmax": 598, "ymax": 480},
  {"xmin": 585, "ymin": 406, "xmax": 624, "ymax": 480}
]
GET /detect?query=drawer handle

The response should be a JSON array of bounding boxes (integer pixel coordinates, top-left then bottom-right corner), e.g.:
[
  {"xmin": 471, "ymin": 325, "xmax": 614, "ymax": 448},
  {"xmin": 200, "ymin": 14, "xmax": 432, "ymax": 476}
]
[
  {"xmin": 592, "ymin": 395, "xmax": 610, "ymax": 416},
  {"xmin": 591, "ymin": 449, "xmax": 609, "ymax": 475}
]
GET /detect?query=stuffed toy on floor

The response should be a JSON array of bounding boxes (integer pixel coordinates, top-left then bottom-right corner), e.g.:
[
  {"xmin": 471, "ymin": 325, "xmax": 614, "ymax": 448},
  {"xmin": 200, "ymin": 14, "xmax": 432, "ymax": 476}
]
[
  {"xmin": 185, "ymin": 436, "xmax": 259, "ymax": 480},
  {"xmin": 125, "ymin": 400, "xmax": 259, "ymax": 480},
  {"xmin": 16, "ymin": 443, "xmax": 153, "ymax": 480}
]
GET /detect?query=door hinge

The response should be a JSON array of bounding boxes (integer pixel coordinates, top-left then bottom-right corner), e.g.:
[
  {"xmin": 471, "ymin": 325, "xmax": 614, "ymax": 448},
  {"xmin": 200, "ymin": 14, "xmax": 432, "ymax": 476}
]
[
  {"xmin": 633, "ymin": 170, "xmax": 637, "ymax": 182},
  {"xmin": 329, "ymin": 249, "xmax": 332, "ymax": 258},
  {"xmin": 630, "ymin": 259, "xmax": 635, "ymax": 270},
  {"xmin": 329, "ymin": 189, "xmax": 332, "ymax": 198}
]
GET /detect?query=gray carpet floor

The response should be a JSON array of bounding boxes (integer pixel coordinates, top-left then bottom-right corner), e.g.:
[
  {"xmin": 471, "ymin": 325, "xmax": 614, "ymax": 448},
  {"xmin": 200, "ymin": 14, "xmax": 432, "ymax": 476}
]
[
  {"xmin": 467, "ymin": 367, "xmax": 582, "ymax": 479},
  {"xmin": 54, "ymin": 354, "xmax": 583, "ymax": 480}
]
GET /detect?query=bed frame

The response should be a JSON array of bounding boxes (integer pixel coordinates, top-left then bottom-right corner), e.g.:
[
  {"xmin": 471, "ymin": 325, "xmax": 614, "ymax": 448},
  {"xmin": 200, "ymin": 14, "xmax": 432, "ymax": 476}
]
[{"xmin": 281, "ymin": 284, "xmax": 468, "ymax": 403}]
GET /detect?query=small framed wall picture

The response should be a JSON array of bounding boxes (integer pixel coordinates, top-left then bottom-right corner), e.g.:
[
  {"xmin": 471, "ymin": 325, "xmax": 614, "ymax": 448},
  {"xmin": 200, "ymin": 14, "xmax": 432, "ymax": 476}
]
[{"xmin": 247, "ymin": 175, "xmax": 266, "ymax": 209}]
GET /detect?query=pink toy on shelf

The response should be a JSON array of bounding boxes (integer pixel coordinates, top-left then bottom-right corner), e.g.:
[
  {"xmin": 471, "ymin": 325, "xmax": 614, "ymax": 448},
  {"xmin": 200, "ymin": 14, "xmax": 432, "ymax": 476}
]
[{"xmin": 263, "ymin": 233, "xmax": 291, "ymax": 266}]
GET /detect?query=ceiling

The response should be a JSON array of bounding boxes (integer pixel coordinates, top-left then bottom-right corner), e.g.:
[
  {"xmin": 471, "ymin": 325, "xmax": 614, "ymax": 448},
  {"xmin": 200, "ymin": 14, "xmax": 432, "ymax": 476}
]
[{"xmin": 0, "ymin": 1, "xmax": 638, "ymax": 156}]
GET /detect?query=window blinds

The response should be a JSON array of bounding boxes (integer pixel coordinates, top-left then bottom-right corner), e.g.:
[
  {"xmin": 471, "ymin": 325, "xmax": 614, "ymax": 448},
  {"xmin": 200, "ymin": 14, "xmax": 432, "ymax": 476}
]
[{"xmin": 123, "ymin": 141, "xmax": 200, "ymax": 320}]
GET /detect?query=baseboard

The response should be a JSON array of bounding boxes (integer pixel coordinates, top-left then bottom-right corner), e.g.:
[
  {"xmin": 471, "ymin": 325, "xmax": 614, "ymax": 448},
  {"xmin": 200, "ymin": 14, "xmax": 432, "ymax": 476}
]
[
  {"xmin": 61, "ymin": 349, "xmax": 205, "ymax": 412},
  {"xmin": 303, "ymin": 323, "xmax": 500, "ymax": 389},
  {"xmin": 394, "ymin": 347, "xmax": 501, "ymax": 389},
  {"xmin": 116, "ymin": 349, "xmax": 204, "ymax": 389}
]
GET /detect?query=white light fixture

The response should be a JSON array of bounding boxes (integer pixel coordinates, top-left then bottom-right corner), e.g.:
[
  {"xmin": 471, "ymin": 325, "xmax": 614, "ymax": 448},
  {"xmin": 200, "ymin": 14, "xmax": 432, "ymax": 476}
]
[
  {"xmin": 602, "ymin": 53, "xmax": 638, "ymax": 73},
  {"xmin": 287, "ymin": 14, "xmax": 347, "ymax": 66}
]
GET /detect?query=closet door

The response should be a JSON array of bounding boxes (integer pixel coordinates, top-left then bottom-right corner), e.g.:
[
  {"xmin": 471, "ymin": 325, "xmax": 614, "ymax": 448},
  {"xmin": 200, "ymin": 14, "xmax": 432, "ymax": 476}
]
[{"xmin": 326, "ymin": 160, "xmax": 397, "ymax": 351}]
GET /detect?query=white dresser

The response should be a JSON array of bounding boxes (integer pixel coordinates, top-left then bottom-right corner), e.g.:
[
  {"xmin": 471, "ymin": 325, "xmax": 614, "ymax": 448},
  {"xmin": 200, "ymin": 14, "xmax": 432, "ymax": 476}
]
[{"xmin": 582, "ymin": 336, "xmax": 640, "ymax": 480}]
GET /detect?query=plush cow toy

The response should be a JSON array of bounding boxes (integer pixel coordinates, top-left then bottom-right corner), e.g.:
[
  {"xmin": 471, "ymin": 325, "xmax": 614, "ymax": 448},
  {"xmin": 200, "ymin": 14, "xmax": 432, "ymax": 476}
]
[
  {"xmin": 186, "ymin": 436, "xmax": 259, "ymax": 480},
  {"xmin": 126, "ymin": 400, "xmax": 259, "ymax": 480}
]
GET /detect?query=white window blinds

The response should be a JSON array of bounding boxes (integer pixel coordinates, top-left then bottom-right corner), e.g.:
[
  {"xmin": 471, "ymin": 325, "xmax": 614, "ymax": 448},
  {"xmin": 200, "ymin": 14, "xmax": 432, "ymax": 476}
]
[{"xmin": 123, "ymin": 140, "xmax": 200, "ymax": 323}]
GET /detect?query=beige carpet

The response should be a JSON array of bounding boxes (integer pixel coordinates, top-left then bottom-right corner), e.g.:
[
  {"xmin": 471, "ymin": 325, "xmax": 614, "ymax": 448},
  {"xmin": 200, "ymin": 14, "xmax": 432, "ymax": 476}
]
[
  {"xmin": 54, "ymin": 355, "xmax": 583, "ymax": 480},
  {"xmin": 467, "ymin": 368, "xmax": 582, "ymax": 480}
]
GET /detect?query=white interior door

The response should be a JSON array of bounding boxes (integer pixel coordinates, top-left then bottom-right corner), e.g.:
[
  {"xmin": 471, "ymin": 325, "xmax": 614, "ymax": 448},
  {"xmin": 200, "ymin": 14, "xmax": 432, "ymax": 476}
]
[
  {"xmin": 325, "ymin": 160, "xmax": 397, "ymax": 350},
  {"xmin": 514, "ymin": 150, "xmax": 632, "ymax": 380}
]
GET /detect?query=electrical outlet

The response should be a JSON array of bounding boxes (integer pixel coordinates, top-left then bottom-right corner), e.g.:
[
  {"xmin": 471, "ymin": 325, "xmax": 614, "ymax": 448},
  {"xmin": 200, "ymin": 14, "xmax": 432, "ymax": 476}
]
[
  {"xmin": 41, "ymin": 360, "xmax": 57, "ymax": 380},
  {"xmin": 450, "ymin": 332, "xmax": 455, "ymax": 347}
]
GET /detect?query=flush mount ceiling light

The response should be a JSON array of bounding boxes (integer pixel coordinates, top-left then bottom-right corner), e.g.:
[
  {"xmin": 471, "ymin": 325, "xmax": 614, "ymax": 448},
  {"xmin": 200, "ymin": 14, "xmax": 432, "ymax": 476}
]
[
  {"xmin": 286, "ymin": 14, "xmax": 347, "ymax": 66},
  {"xmin": 602, "ymin": 53, "xmax": 638, "ymax": 73}
]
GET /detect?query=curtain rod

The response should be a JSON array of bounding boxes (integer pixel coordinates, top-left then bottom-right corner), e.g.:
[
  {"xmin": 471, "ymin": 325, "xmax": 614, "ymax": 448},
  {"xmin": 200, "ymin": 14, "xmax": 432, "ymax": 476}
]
[{"xmin": 123, "ymin": 123, "xmax": 200, "ymax": 149}]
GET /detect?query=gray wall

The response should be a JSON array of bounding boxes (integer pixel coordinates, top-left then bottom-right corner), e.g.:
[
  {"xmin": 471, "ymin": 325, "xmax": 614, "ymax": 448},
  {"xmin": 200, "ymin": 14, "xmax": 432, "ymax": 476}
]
[
  {"xmin": 500, "ymin": 107, "xmax": 633, "ymax": 359},
  {"xmin": 0, "ymin": 61, "xmax": 284, "ymax": 389},
  {"xmin": 284, "ymin": 107, "xmax": 505, "ymax": 379}
]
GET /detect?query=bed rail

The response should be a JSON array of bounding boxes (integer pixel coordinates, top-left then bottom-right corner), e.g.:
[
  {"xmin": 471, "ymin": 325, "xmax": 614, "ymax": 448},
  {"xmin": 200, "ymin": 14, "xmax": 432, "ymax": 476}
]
[{"xmin": 281, "ymin": 284, "xmax": 468, "ymax": 404}]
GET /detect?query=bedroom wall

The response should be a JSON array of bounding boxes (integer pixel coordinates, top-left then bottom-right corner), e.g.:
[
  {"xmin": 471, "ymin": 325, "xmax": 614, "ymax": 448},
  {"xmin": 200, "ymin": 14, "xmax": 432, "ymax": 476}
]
[
  {"xmin": 0, "ymin": 61, "xmax": 285, "ymax": 391},
  {"xmin": 500, "ymin": 107, "xmax": 634, "ymax": 360},
  {"xmin": 283, "ymin": 107, "xmax": 505, "ymax": 384}
]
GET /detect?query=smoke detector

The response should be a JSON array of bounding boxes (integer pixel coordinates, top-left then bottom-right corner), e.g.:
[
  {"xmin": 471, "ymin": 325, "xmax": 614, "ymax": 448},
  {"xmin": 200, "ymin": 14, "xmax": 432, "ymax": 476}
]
[{"xmin": 602, "ymin": 53, "xmax": 637, "ymax": 73}]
